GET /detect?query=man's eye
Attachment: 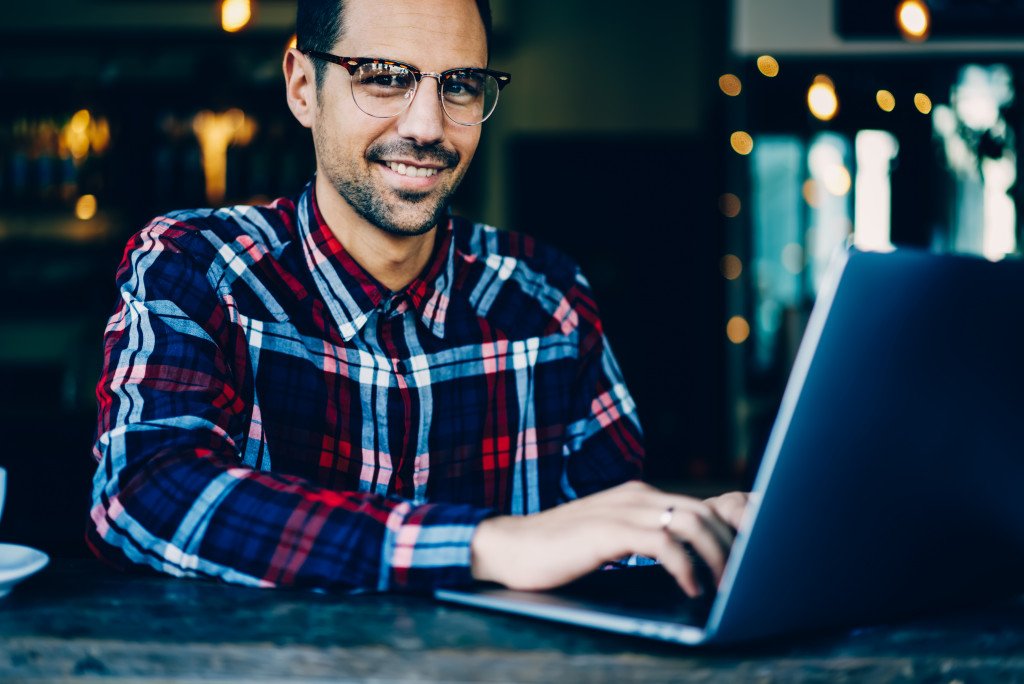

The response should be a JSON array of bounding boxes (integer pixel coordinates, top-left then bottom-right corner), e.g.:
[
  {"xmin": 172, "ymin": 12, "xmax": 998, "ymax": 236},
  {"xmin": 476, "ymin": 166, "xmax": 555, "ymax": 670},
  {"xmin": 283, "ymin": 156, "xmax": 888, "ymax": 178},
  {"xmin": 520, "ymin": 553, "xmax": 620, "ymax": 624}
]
[
  {"xmin": 361, "ymin": 69, "xmax": 412, "ymax": 89},
  {"xmin": 446, "ymin": 74, "xmax": 484, "ymax": 99}
]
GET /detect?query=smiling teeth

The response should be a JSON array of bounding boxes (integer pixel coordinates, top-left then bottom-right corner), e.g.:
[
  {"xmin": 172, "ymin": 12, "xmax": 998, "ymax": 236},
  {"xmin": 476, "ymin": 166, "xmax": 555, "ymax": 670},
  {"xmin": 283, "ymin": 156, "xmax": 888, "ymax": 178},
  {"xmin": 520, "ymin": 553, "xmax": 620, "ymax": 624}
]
[{"xmin": 386, "ymin": 161, "xmax": 439, "ymax": 178}]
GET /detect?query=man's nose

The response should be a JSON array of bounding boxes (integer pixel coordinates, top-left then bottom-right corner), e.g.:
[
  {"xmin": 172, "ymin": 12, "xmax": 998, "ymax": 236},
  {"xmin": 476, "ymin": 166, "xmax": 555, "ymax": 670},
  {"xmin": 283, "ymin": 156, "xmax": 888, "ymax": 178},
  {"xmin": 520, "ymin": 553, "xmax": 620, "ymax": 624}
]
[{"xmin": 395, "ymin": 76, "xmax": 445, "ymax": 145}]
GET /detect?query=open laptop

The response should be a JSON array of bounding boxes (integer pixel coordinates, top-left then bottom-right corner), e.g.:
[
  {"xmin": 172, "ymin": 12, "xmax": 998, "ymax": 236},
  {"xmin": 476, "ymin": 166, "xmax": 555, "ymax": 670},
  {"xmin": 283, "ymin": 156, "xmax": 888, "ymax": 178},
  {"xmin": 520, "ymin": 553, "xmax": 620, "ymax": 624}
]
[{"xmin": 436, "ymin": 246, "xmax": 1024, "ymax": 645}]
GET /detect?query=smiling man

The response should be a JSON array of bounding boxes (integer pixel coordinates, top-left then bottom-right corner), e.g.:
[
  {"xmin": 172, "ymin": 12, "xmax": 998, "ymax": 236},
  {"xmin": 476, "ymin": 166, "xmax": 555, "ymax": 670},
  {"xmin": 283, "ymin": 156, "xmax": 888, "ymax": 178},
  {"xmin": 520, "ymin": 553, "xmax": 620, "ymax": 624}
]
[{"xmin": 88, "ymin": 0, "xmax": 747, "ymax": 597}]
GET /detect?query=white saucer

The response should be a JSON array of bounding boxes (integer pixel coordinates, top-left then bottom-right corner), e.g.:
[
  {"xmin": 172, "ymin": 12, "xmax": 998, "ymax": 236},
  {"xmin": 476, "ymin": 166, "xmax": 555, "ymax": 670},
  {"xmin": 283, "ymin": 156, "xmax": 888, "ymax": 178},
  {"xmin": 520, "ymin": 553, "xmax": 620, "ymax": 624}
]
[{"xmin": 0, "ymin": 543, "xmax": 49, "ymax": 598}]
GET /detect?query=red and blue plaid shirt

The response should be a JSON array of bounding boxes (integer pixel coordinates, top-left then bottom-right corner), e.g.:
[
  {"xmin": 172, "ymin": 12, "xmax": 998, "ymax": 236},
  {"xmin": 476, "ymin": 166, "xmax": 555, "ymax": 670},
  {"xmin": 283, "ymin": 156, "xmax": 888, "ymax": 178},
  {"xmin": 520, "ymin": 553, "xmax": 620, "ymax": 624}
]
[{"xmin": 88, "ymin": 181, "xmax": 644, "ymax": 591}]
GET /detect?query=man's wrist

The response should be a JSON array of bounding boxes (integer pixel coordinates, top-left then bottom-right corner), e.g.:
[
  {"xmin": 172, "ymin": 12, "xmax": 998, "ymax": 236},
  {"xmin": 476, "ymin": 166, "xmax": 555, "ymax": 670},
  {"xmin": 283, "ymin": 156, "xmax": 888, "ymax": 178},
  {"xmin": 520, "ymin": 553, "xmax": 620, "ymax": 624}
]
[{"xmin": 470, "ymin": 515, "xmax": 511, "ymax": 584}]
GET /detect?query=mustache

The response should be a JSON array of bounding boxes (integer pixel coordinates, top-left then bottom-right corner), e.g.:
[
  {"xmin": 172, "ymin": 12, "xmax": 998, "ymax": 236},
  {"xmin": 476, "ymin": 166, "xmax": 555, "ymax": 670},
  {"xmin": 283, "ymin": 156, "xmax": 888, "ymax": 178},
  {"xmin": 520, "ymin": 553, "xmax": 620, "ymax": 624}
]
[{"xmin": 367, "ymin": 141, "xmax": 460, "ymax": 168}]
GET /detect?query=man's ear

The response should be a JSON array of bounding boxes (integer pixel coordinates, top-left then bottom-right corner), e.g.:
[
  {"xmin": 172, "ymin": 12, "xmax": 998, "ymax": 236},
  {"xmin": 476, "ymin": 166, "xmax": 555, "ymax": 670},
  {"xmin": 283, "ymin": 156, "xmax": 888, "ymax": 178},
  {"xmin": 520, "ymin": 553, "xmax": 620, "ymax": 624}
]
[{"xmin": 283, "ymin": 48, "xmax": 317, "ymax": 129}]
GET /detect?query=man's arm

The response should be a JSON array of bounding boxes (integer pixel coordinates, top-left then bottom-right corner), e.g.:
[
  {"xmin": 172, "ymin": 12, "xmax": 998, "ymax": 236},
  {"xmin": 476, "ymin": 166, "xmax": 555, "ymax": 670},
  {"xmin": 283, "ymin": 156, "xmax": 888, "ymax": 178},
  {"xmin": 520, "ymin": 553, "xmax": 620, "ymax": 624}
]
[
  {"xmin": 88, "ymin": 219, "xmax": 493, "ymax": 591},
  {"xmin": 470, "ymin": 267, "xmax": 749, "ymax": 597}
]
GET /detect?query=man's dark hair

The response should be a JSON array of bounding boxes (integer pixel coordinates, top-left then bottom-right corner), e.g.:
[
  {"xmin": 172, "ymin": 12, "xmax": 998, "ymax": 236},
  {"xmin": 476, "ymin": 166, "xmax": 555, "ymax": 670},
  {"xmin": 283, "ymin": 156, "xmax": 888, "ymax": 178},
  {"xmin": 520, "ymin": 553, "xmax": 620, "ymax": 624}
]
[{"xmin": 296, "ymin": 0, "xmax": 493, "ymax": 91}]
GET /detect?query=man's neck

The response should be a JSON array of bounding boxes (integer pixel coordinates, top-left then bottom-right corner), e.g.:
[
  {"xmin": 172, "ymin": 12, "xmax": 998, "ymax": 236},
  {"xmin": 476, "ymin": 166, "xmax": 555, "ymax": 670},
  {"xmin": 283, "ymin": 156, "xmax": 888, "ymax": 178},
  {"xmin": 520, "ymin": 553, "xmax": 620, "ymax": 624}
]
[{"xmin": 314, "ymin": 175, "xmax": 437, "ymax": 293}]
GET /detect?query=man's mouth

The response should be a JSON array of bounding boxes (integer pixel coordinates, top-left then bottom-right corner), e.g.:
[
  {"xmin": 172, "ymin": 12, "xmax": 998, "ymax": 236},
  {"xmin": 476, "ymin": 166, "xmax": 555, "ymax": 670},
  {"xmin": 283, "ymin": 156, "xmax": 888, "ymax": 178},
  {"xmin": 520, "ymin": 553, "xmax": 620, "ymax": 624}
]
[{"xmin": 383, "ymin": 161, "xmax": 441, "ymax": 178}]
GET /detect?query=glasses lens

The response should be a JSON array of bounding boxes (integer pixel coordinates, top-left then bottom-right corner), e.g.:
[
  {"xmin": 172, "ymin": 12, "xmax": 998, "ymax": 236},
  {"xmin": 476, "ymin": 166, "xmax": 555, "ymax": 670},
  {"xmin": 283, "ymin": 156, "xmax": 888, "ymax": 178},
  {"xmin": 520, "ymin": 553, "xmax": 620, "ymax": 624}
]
[
  {"xmin": 351, "ymin": 62, "xmax": 416, "ymax": 118},
  {"xmin": 441, "ymin": 70, "xmax": 500, "ymax": 125}
]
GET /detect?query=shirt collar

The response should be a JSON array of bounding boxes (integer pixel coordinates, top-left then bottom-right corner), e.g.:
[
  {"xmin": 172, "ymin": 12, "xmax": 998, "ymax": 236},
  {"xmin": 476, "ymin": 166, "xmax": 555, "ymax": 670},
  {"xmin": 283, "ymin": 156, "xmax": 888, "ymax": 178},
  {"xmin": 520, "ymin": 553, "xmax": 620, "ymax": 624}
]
[{"xmin": 296, "ymin": 180, "xmax": 457, "ymax": 341}]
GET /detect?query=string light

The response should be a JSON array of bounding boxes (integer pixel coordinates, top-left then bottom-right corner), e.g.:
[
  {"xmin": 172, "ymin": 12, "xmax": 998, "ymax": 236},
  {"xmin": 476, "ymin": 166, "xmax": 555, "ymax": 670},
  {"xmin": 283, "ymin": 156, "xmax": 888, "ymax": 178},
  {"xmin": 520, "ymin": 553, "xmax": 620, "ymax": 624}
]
[
  {"xmin": 807, "ymin": 75, "xmax": 839, "ymax": 121},
  {"xmin": 730, "ymin": 131, "xmax": 754, "ymax": 155},
  {"xmin": 876, "ymin": 90, "xmax": 896, "ymax": 112},
  {"xmin": 719, "ymin": 193, "xmax": 742, "ymax": 217},
  {"xmin": 896, "ymin": 0, "xmax": 930, "ymax": 42},
  {"xmin": 75, "ymin": 194, "xmax": 98, "ymax": 221},
  {"xmin": 727, "ymin": 316, "xmax": 751, "ymax": 344},
  {"xmin": 721, "ymin": 255, "xmax": 743, "ymax": 280},
  {"xmin": 719, "ymin": 74, "xmax": 742, "ymax": 96},
  {"xmin": 221, "ymin": 0, "xmax": 251, "ymax": 33},
  {"xmin": 756, "ymin": 55, "xmax": 779, "ymax": 78}
]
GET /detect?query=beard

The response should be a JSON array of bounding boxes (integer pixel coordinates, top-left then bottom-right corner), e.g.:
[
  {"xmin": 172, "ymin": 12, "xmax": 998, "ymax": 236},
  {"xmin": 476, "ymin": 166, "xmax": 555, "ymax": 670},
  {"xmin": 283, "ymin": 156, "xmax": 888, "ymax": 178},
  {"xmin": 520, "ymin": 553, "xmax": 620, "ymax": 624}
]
[{"xmin": 316, "ymin": 133, "xmax": 466, "ymax": 237}]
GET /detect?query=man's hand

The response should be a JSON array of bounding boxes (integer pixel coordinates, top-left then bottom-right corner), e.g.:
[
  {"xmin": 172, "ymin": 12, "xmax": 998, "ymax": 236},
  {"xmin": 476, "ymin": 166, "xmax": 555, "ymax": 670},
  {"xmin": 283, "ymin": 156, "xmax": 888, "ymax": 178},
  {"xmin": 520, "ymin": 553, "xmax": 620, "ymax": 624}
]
[{"xmin": 470, "ymin": 481, "xmax": 751, "ymax": 598}]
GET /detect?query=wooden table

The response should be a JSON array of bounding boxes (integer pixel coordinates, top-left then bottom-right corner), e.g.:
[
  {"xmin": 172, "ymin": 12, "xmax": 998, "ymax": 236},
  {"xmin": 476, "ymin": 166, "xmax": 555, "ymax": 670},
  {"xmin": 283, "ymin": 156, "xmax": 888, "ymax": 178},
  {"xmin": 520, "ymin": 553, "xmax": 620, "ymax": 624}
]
[{"xmin": 3, "ymin": 558, "xmax": 1024, "ymax": 682}]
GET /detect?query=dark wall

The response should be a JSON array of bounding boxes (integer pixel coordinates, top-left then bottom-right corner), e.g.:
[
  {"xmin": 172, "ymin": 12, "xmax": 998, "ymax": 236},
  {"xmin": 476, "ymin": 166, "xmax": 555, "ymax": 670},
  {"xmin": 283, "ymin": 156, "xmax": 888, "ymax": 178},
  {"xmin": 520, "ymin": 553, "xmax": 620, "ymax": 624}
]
[{"xmin": 508, "ymin": 136, "xmax": 727, "ymax": 482}]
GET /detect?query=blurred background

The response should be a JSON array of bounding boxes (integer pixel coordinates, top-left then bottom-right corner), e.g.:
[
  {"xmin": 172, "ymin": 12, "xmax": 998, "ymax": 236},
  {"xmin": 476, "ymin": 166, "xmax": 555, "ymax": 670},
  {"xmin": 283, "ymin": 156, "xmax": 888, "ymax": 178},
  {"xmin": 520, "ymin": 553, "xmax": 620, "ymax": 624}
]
[{"xmin": 0, "ymin": 0, "xmax": 1021, "ymax": 556}]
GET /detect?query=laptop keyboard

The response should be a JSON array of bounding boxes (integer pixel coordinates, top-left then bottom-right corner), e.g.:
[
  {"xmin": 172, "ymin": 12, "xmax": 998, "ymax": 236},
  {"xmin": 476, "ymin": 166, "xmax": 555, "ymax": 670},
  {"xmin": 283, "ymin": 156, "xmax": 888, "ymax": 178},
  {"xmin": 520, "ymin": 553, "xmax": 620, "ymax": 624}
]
[{"xmin": 550, "ymin": 564, "xmax": 716, "ymax": 626}]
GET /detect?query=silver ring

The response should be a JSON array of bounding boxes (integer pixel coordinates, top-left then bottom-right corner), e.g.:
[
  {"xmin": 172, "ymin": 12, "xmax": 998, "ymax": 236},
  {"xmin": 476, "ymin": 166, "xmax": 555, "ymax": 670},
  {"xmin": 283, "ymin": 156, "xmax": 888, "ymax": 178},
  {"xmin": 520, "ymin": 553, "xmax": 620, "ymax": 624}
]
[{"xmin": 659, "ymin": 506, "xmax": 675, "ymax": 530}]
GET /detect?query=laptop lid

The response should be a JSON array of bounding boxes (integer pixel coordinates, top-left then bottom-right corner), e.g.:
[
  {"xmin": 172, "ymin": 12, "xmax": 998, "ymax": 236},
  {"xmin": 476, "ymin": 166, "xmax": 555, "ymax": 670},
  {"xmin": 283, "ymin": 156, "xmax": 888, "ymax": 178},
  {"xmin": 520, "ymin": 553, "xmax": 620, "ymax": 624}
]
[
  {"xmin": 708, "ymin": 246, "xmax": 1024, "ymax": 643},
  {"xmin": 438, "ymin": 246, "xmax": 1024, "ymax": 645}
]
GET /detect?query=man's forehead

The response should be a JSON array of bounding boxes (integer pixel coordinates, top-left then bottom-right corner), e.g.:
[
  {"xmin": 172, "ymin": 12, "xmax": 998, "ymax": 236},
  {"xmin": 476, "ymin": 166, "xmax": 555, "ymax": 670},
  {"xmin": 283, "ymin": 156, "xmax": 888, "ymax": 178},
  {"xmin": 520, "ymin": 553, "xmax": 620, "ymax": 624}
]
[{"xmin": 338, "ymin": 0, "xmax": 488, "ymax": 68}]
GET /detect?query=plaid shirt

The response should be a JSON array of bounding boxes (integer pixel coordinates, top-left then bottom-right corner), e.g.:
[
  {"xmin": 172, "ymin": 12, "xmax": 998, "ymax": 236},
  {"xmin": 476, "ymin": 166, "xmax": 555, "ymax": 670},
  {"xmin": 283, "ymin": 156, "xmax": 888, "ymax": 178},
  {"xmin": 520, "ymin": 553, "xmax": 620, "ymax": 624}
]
[{"xmin": 88, "ymin": 181, "xmax": 644, "ymax": 592}]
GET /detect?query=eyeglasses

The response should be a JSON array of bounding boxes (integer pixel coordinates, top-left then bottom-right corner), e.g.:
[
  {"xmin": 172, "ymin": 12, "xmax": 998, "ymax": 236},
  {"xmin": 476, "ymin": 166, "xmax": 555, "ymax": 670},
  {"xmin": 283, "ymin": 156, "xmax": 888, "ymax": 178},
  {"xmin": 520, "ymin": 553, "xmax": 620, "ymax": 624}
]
[{"xmin": 302, "ymin": 51, "xmax": 512, "ymax": 126}]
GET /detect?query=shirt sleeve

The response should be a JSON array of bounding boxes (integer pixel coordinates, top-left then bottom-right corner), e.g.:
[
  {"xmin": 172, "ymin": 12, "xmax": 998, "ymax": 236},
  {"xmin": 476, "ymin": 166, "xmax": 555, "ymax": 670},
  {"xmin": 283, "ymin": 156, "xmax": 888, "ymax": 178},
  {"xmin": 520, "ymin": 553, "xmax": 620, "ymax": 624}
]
[
  {"xmin": 560, "ymin": 266, "xmax": 646, "ymax": 499},
  {"xmin": 87, "ymin": 219, "xmax": 494, "ymax": 592}
]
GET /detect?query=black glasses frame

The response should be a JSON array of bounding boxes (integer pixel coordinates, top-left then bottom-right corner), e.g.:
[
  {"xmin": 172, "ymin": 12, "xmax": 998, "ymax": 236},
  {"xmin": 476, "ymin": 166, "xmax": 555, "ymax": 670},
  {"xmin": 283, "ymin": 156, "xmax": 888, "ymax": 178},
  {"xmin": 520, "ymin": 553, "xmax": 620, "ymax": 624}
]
[{"xmin": 302, "ymin": 50, "xmax": 512, "ymax": 125}]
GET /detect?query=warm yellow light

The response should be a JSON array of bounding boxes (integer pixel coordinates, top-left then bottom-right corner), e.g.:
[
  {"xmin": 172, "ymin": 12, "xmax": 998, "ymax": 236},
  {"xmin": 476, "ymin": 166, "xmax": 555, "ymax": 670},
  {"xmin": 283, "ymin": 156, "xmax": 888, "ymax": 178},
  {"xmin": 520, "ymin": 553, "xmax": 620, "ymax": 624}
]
[
  {"xmin": 719, "ymin": 192, "xmax": 742, "ymax": 218},
  {"xmin": 896, "ymin": 0, "xmax": 930, "ymax": 41},
  {"xmin": 730, "ymin": 131, "xmax": 754, "ymax": 155},
  {"xmin": 221, "ymin": 0, "xmax": 251, "ymax": 33},
  {"xmin": 807, "ymin": 76, "xmax": 839, "ymax": 121},
  {"xmin": 802, "ymin": 179, "xmax": 820, "ymax": 207},
  {"xmin": 727, "ymin": 316, "xmax": 751, "ymax": 344},
  {"xmin": 914, "ymin": 92, "xmax": 933, "ymax": 114},
  {"xmin": 822, "ymin": 164, "xmax": 852, "ymax": 196},
  {"xmin": 70, "ymin": 109, "xmax": 91, "ymax": 133},
  {"xmin": 288, "ymin": 34, "xmax": 298, "ymax": 50},
  {"xmin": 721, "ymin": 255, "xmax": 743, "ymax": 281},
  {"xmin": 876, "ymin": 89, "xmax": 896, "ymax": 112},
  {"xmin": 756, "ymin": 55, "xmax": 779, "ymax": 78},
  {"xmin": 75, "ymin": 194, "xmax": 98, "ymax": 221},
  {"xmin": 193, "ymin": 108, "xmax": 258, "ymax": 204},
  {"xmin": 91, "ymin": 117, "xmax": 111, "ymax": 154},
  {"xmin": 719, "ymin": 74, "xmax": 742, "ymax": 97}
]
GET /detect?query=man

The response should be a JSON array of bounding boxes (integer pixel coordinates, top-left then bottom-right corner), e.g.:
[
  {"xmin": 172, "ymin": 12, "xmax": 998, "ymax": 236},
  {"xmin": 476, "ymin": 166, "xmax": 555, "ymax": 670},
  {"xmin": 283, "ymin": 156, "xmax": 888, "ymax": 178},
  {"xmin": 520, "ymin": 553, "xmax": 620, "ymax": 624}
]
[{"xmin": 89, "ymin": 0, "xmax": 747, "ymax": 598}]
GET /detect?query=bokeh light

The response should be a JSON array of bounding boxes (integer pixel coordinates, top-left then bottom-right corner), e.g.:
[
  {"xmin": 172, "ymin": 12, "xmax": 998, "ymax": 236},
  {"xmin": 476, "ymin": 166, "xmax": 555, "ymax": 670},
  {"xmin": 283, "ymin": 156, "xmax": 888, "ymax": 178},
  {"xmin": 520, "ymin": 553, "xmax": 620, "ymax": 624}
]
[
  {"xmin": 781, "ymin": 243, "xmax": 804, "ymax": 274},
  {"xmin": 822, "ymin": 164, "xmax": 852, "ymax": 196},
  {"xmin": 807, "ymin": 75, "xmax": 839, "ymax": 121},
  {"xmin": 730, "ymin": 131, "xmax": 754, "ymax": 155},
  {"xmin": 75, "ymin": 194, "xmax": 98, "ymax": 221},
  {"xmin": 876, "ymin": 90, "xmax": 896, "ymax": 112},
  {"xmin": 727, "ymin": 316, "xmax": 751, "ymax": 344},
  {"xmin": 719, "ymin": 193, "xmax": 742, "ymax": 218},
  {"xmin": 802, "ymin": 179, "xmax": 820, "ymax": 207},
  {"xmin": 914, "ymin": 92, "xmax": 933, "ymax": 114},
  {"xmin": 721, "ymin": 255, "xmax": 743, "ymax": 280},
  {"xmin": 756, "ymin": 55, "xmax": 779, "ymax": 78},
  {"xmin": 221, "ymin": 0, "xmax": 251, "ymax": 33},
  {"xmin": 719, "ymin": 74, "xmax": 742, "ymax": 96},
  {"xmin": 896, "ymin": 0, "xmax": 930, "ymax": 41}
]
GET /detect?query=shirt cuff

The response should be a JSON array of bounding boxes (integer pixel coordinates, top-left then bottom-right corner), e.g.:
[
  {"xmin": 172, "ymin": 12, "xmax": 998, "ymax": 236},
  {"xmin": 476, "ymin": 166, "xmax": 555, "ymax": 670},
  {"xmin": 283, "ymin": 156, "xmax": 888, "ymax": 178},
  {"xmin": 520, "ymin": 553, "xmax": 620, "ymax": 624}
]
[{"xmin": 381, "ymin": 501, "xmax": 498, "ymax": 592}]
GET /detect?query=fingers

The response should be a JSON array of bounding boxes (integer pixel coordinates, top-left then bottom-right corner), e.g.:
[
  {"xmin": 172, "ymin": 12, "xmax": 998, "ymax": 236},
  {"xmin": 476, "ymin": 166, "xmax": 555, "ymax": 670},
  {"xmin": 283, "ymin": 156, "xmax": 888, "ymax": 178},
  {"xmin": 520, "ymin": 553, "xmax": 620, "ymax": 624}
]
[
  {"xmin": 611, "ymin": 494, "xmax": 734, "ymax": 588},
  {"xmin": 628, "ymin": 527, "xmax": 705, "ymax": 598},
  {"xmin": 660, "ymin": 505, "xmax": 730, "ymax": 585},
  {"xmin": 704, "ymin": 491, "xmax": 751, "ymax": 531}
]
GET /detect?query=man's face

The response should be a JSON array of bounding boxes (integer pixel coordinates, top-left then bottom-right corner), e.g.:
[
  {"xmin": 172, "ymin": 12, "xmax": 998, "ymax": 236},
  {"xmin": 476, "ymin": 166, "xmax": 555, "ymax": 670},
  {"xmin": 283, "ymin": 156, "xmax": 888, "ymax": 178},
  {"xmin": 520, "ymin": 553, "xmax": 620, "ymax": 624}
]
[{"xmin": 311, "ymin": 0, "xmax": 487, "ymax": 237}]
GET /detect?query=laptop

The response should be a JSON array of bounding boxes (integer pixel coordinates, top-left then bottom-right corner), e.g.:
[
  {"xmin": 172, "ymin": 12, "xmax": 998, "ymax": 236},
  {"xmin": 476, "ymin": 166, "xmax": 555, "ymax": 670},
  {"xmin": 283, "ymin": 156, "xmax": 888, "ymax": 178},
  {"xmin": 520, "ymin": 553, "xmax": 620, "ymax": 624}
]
[{"xmin": 436, "ymin": 246, "xmax": 1024, "ymax": 645}]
